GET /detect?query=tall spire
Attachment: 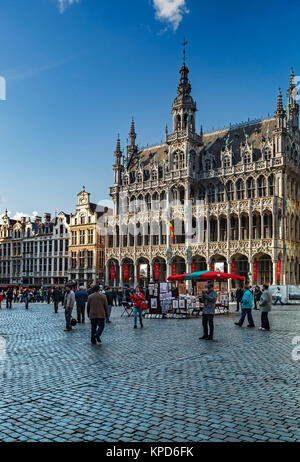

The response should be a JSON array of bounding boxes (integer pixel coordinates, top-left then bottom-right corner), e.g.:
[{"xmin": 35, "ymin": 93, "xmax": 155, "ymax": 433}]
[
  {"xmin": 129, "ymin": 117, "xmax": 136, "ymax": 147},
  {"xmin": 114, "ymin": 134, "xmax": 122, "ymax": 165},
  {"xmin": 276, "ymin": 88, "xmax": 284, "ymax": 113},
  {"xmin": 289, "ymin": 67, "xmax": 295, "ymax": 91}
]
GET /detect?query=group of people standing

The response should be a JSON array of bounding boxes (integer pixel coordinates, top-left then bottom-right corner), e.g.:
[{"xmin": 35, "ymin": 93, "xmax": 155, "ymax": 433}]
[{"xmin": 199, "ymin": 282, "xmax": 274, "ymax": 341}]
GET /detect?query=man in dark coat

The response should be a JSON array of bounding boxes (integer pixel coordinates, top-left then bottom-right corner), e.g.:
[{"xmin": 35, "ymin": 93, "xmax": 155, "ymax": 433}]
[
  {"xmin": 199, "ymin": 282, "xmax": 218, "ymax": 341},
  {"xmin": 87, "ymin": 285, "xmax": 108, "ymax": 344},
  {"xmin": 104, "ymin": 287, "xmax": 114, "ymax": 323},
  {"xmin": 235, "ymin": 287, "xmax": 244, "ymax": 312},
  {"xmin": 6, "ymin": 288, "xmax": 13, "ymax": 309},
  {"xmin": 52, "ymin": 286, "xmax": 61, "ymax": 313}
]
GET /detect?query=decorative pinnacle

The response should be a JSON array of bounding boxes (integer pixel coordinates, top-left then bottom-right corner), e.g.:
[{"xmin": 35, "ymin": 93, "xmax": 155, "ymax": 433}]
[
  {"xmin": 277, "ymin": 88, "xmax": 283, "ymax": 111},
  {"xmin": 290, "ymin": 68, "xmax": 295, "ymax": 90},
  {"xmin": 182, "ymin": 38, "xmax": 187, "ymax": 65}
]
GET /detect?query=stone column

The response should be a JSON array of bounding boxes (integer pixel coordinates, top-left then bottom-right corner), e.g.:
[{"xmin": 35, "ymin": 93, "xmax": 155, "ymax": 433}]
[
  {"xmin": 105, "ymin": 262, "xmax": 109, "ymax": 286},
  {"xmin": 134, "ymin": 262, "xmax": 138, "ymax": 287}
]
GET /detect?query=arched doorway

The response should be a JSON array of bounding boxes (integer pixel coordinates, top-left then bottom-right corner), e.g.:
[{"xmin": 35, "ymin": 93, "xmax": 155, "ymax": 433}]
[
  {"xmin": 231, "ymin": 254, "xmax": 249, "ymax": 287},
  {"xmin": 171, "ymin": 256, "xmax": 186, "ymax": 276},
  {"xmin": 152, "ymin": 257, "xmax": 167, "ymax": 282},
  {"xmin": 121, "ymin": 258, "xmax": 134, "ymax": 288},
  {"xmin": 254, "ymin": 254, "xmax": 272, "ymax": 285},
  {"xmin": 137, "ymin": 257, "xmax": 150, "ymax": 287},
  {"xmin": 107, "ymin": 258, "xmax": 120, "ymax": 286},
  {"xmin": 210, "ymin": 254, "xmax": 228, "ymax": 273},
  {"xmin": 191, "ymin": 255, "xmax": 207, "ymax": 272}
]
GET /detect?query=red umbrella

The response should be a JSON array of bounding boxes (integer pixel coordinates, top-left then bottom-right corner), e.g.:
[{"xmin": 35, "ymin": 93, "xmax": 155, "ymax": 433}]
[
  {"xmin": 198, "ymin": 272, "xmax": 245, "ymax": 281},
  {"xmin": 168, "ymin": 272, "xmax": 192, "ymax": 282}
]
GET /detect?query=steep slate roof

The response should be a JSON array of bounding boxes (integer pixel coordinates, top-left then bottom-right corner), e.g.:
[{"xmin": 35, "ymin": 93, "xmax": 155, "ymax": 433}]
[
  {"xmin": 125, "ymin": 117, "xmax": 277, "ymax": 171},
  {"xmin": 201, "ymin": 118, "xmax": 277, "ymax": 165}
]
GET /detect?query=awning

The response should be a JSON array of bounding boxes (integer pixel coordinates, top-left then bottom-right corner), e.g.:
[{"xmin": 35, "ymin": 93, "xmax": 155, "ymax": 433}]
[
  {"xmin": 168, "ymin": 271, "xmax": 245, "ymax": 282},
  {"xmin": 186, "ymin": 271, "xmax": 245, "ymax": 281}
]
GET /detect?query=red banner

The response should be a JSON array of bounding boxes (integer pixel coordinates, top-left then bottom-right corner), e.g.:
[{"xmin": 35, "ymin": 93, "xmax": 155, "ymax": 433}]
[
  {"xmin": 210, "ymin": 261, "xmax": 215, "ymax": 271},
  {"xmin": 172, "ymin": 263, "xmax": 177, "ymax": 276},
  {"xmin": 109, "ymin": 264, "xmax": 116, "ymax": 281},
  {"xmin": 277, "ymin": 260, "xmax": 281, "ymax": 283},
  {"xmin": 154, "ymin": 263, "xmax": 160, "ymax": 280},
  {"xmin": 253, "ymin": 261, "xmax": 257, "ymax": 282},
  {"xmin": 191, "ymin": 263, "xmax": 196, "ymax": 273},
  {"xmin": 231, "ymin": 261, "xmax": 236, "ymax": 274},
  {"xmin": 123, "ymin": 264, "xmax": 129, "ymax": 281}
]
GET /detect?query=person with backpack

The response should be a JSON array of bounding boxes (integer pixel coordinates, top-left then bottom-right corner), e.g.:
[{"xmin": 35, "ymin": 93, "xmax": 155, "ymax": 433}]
[
  {"xmin": 130, "ymin": 287, "xmax": 145, "ymax": 329},
  {"xmin": 235, "ymin": 284, "xmax": 255, "ymax": 328}
]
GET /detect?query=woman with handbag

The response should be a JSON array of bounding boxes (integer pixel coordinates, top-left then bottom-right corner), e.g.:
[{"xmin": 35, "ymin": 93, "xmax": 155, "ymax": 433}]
[{"xmin": 131, "ymin": 287, "xmax": 145, "ymax": 329}]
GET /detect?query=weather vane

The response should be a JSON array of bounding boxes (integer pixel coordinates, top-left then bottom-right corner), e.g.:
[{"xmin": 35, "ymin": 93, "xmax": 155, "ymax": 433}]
[{"xmin": 183, "ymin": 38, "xmax": 187, "ymax": 64}]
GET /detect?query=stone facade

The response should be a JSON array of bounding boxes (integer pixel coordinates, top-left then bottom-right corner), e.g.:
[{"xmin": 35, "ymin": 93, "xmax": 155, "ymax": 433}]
[
  {"xmin": 106, "ymin": 63, "xmax": 300, "ymax": 288},
  {"xmin": 68, "ymin": 187, "xmax": 107, "ymax": 286},
  {"xmin": 0, "ymin": 210, "xmax": 70, "ymax": 286}
]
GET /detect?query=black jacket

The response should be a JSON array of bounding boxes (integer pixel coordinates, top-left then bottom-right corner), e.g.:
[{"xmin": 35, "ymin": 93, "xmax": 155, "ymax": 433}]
[{"xmin": 52, "ymin": 289, "xmax": 61, "ymax": 302}]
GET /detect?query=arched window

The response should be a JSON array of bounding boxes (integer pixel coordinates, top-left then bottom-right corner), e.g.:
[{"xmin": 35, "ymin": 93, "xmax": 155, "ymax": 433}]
[
  {"xmin": 198, "ymin": 186, "xmax": 206, "ymax": 201},
  {"xmin": 223, "ymin": 156, "xmax": 230, "ymax": 168},
  {"xmin": 152, "ymin": 170, "xmax": 158, "ymax": 181},
  {"xmin": 247, "ymin": 177, "xmax": 255, "ymax": 198},
  {"xmin": 244, "ymin": 151, "xmax": 251, "ymax": 164},
  {"xmin": 226, "ymin": 181, "xmax": 234, "ymax": 201},
  {"xmin": 268, "ymin": 174, "xmax": 274, "ymax": 196},
  {"xmin": 207, "ymin": 185, "xmax": 215, "ymax": 203},
  {"xmin": 257, "ymin": 176, "xmax": 267, "ymax": 197},
  {"xmin": 264, "ymin": 149, "xmax": 272, "ymax": 161},
  {"xmin": 205, "ymin": 159, "xmax": 211, "ymax": 171},
  {"xmin": 217, "ymin": 184, "xmax": 225, "ymax": 202},
  {"xmin": 236, "ymin": 179, "xmax": 245, "ymax": 200}
]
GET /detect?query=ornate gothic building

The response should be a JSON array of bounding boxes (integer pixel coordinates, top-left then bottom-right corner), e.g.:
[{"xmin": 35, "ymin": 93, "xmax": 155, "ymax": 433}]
[{"xmin": 106, "ymin": 62, "xmax": 300, "ymax": 288}]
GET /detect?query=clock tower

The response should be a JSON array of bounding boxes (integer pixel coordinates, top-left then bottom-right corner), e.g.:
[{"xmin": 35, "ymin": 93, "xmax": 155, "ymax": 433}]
[{"xmin": 77, "ymin": 186, "xmax": 90, "ymax": 207}]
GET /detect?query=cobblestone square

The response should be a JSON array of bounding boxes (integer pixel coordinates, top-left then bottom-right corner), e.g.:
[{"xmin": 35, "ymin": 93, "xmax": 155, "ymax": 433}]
[{"xmin": 0, "ymin": 303, "xmax": 299, "ymax": 442}]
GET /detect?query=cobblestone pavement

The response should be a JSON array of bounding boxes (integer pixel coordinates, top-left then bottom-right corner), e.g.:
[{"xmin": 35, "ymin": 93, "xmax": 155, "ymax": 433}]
[{"xmin": 0, "ymin": 302, "xmax": 299, "ymax": 442}]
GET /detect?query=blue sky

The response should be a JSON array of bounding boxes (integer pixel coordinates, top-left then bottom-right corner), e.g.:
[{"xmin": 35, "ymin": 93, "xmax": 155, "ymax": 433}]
[{"xmin": 0, "ymin": 0, "xmax": 299, "ymax": 219}]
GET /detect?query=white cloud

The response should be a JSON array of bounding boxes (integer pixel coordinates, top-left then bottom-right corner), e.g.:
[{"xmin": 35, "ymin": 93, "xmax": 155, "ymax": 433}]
[
  {"xmin": 12, "ymin": 211, "xmax": 39, "ymax": 221},
  {"xmin": 58, "ymin": 0, "xmax": 80, "ymax": 14},
  {"xmin": 152, "ymin": 0, "xmax": 189, "ymax": 31}
]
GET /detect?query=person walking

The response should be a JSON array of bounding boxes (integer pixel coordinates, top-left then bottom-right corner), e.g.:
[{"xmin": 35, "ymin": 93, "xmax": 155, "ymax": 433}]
[
  {"xmin": 23, "ymin": 289, "xmax": 29, "ymax": 310},
  {"xmin": 254, "ymin": 285, "xmax": 262, "ymax": 310},
  {"xmin": 0, "ymin": 291, "xmax": 3, "ymax": 309},
  {"xmin": 87, "ymin": 285, "xmax": 108, "ymax": 345},
  {"xmin": 104, "ymin": 287, "xmax": 114, "ymax": 323},
  {"xmin": 259, "ymin": 283, "xmax": 272, "ymax": 331},
  {"xmin": 75, "ymin": 286, "xmax": 88, "ymax": 323},
  {"xmin": 117, "ymin": 287, "xmax": 123, "ymax": 306},
  {"xmin": 273, "ymin": 287, "xmax": 284, "ymax": 305},
  {"xmin": 52, "ymin": 286, "xmax": 61, "ymax": 313},
  {"xmin": 235, "ymin": 287, "xmax": 244, "ymax": 312},
  {"xmin": 235, "ymin": 284, "xmax": 255, "ymax": 328},
  {"xmin": 63, "ymin": 284, "xmax": 76, "ymax": 332},
  {"xmin": 131, "ymin": 287, "xmax": 145, "ymax": 329},
  {"xmin": 87, "ymin": 283, "xmax": 95, "ymax": 297},
  {"xmin": 6, "ymin": 288, "xmax": 13, "ymax": 309},
  {"xmin": 199, "ymin": 282, "xmax": 218, "ymax": 341}
]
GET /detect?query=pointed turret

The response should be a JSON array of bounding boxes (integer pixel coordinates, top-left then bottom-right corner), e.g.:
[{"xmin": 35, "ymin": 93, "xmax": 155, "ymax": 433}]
[
  {"xmin": 286, "ymin": 68, "xmax": 299, "ymax": 130},
  {"xmin": 275, "ymin": 88, "xmax": 285, "ymax": 122},
  {"xmin": 129, "ymin": 118, "xmax": 136, "ymax": 147},
  {"xmin": 114, "ymin": 134, "xmax": 122, "ymax": 165}
]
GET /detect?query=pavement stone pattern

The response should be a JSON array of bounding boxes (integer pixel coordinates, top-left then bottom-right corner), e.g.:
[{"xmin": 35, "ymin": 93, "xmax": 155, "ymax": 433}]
[{"xmin": 0, "ymin": 302, "xmax": 299, "ymax": 442}]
